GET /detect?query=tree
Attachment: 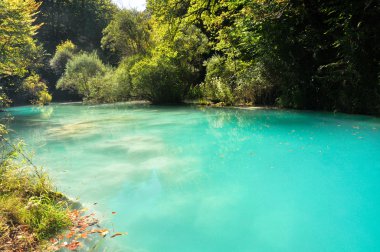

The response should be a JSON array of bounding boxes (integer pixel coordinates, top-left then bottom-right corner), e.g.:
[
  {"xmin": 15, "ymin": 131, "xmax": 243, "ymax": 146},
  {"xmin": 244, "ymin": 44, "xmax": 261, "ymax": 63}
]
[
  {"xmin": 0, "ymin": 0, "xmax": 43, "ymax": 77},
  {"xmin": 181, "ymin": 0, "xmax": 380, "ymax": 113},
  {"xmin": 101, "ymin": 10, "xmax": 150, "ymax": 62},
  {"xmin": 49, "ymin": 40, "xmax": 77, "ymax": 76},
  {"xmin": 0, "ymin": 0, "xmax": 51, "ymax": 108},
  {"xmin": 36, "ymin": 0, "xmax": 116, "ymax": 54}
]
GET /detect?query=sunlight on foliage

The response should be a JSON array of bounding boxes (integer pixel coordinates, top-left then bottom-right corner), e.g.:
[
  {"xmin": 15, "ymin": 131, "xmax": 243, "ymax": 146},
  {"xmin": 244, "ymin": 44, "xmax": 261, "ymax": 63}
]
[
  {"xmin": 0, "ymin": 0, "xmax": 43, "ymax": 77},
  {"xmin": 22, "ymin": 73, "xmax": 52, "ymax": 105}
]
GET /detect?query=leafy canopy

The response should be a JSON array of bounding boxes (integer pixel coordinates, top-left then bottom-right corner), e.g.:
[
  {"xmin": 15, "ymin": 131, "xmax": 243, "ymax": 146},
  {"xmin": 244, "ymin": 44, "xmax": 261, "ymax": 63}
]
[{"xmin": 0, "ymin": 0, "xmax": 43, "ymax": 77}]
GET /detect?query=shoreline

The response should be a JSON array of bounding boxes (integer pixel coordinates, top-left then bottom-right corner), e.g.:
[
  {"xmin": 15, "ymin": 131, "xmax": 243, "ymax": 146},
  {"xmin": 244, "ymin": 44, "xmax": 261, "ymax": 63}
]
[{"xmin": 4, "ymin": 100, "xmax": 380, "ymax": 119}]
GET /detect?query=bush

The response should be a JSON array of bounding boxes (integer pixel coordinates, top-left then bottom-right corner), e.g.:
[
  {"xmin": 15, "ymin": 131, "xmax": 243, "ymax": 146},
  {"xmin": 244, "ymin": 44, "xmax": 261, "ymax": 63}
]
[
  {"xmin": 86, "ymin": 55, "xmax": 148, "ymax": 103},
  {"xmin": 113, "ymin": 55, "xmax": 144, "ymax": 100},
  {"xmin": 49, "ymin": 41, "xmax": 77, "ymax": 76},
  {"xmin": 130, "ymin": 55, "xmax": 188, "ymax": 103},
  {"xmin": 87, "ymin": 69, "xmax": 119, "ymax": 103},
  {"xmin": 234, "ymin": 61, "xmax": 273, "ymax": 105},
  {"xmin": 56, "ymin": 52, "xmax": 154, "ymax": 104},
  {"xmin": 204, "ymin": 55, "xmax": 232, "ymax": 83},
  {"xmin": 57, "ymin": 52, "xmax": 108, "ymax": 99},
  {"xmin": 199, "ymin": 78, "xmax": 234, "ymax": 105},
  {"xmin": 195, "ymin": 55, "xmax": 273, "ymax": 106},
  {"xmin": 38, "ymin": 91, "xmax": 53, "ymax": 105},
  {"xmin": 21, "ymin": 73, "xmax": 52, "ymax": 105},
  {"xmin": 0, "ymin": 91, "xmax": 11, "ymax": 109}
]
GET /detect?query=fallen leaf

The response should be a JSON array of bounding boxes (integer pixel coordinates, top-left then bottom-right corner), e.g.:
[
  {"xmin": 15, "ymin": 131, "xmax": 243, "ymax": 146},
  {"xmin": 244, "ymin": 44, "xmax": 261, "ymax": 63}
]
[
  {"xmin": 50, "ymin": 238, "xmax": 59, "ymax": 245},
  {"xmin": 111, "ymin": 233, "xmax": 122, "ymax": 238},
  {"xmin": 90, "ymin": 229, "xmax": 109, "ymax": 235},
  {"xmin": 66, "ymin": 231, "xmax": 75, "ymax": 239},
  {"xmin": 66, "ymin": 241, "xmax": 81, "ymax": 250},
  {"xmin": 110, "ymin": 232, "xmax": 128, "ymax": 238}
]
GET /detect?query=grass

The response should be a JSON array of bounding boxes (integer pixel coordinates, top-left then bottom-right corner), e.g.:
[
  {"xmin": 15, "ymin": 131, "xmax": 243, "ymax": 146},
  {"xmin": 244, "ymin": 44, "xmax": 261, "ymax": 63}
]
[
  {"xmin": 0, "ymin": 124, "xmax": 124, "ymax": 251},
  {"xmin": 0, "ymin": 125, "xmax": 72, "ymax": 251}
]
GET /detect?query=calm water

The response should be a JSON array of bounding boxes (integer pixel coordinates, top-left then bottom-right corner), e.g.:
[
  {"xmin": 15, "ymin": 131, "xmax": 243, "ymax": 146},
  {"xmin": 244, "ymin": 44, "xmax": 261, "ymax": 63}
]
[{"xmin": 3, "ymin": 103, "xmax": 380, "ymax": 252}]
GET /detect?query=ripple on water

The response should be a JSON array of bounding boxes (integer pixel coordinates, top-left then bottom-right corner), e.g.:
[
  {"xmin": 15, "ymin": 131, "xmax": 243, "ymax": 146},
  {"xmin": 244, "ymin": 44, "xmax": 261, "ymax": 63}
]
[{"xmin": 3, "ymin": 103, "xmax": 380, "ymax": 252}]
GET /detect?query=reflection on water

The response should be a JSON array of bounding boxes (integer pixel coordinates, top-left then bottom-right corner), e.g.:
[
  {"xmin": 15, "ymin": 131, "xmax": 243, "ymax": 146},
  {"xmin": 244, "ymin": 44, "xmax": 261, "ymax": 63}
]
[{"xmin": 3, "ymin": 103, "xmax": 380, "ymax": 252}]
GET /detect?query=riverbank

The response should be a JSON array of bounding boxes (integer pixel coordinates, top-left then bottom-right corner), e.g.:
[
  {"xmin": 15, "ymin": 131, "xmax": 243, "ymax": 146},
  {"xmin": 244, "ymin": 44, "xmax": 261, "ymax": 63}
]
[
  {"xmin": 6, "ymin": 99, "xmax": 379, "ymax": 120},
  {"xmin": 0, "ymin": 122, "xmax": 127, "ymax": 251},
  {"xmin": 0, "ymin": 140, "xmax": 71, "ymax": 250},
  {"xmin": 0, "ymin": 126, "xmax": 98, "ymax": 251}
]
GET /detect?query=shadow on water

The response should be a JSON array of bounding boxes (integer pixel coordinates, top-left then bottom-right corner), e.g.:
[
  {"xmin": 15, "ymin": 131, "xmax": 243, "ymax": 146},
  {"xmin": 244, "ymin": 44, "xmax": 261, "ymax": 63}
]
[{"xmin": 2, "ymin": 103, "xmax": 380, "ymax": 252}]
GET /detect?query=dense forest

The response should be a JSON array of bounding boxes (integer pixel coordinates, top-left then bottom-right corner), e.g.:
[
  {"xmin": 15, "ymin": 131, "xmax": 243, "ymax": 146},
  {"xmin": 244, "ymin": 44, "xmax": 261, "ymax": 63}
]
[{"xmin": 1, "ymin": 0, "xmax": 379, "ymax": 114}]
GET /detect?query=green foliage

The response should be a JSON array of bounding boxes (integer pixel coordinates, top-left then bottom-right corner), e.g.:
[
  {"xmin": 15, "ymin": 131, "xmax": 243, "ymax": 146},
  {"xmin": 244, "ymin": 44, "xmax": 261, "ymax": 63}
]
[
  {"xmin": 24, "ymin": 0, "xmax": 117, "ymax": 102},
  {"xmin": 0, "ymin": 195, "xmax": 70, "ymax": 241},
  {"xmin": 0, "ymin": 91, "xmax": 11, "ymax": 109},
  {"xmin": 203, "ymin": 56, "xmax": 231, "ymax": 83},
  {"xmin": 103, "ymin": 7, "xmax": 210, "ymax": 104},
  {"xmin": 170, "ymin": 25, "xmax": 210, "ymax": 69},
  {"xmin": 113, "ymin": 55, "xmax": 144, "ymax": 100},
  {"xmin": 101, "ymin": 10, "xmax": 150, "ymax": 62},
  {"xmin": 198, "ymin": 55, "xmax": 234, "ymax": 104},
  {"xmin": 38, "ymin": 91, "xmax": 53, "ymax": 106},
  {"xmin": 36, "ymin": 0, "xmax": 116, "ymax": 54},
  {"xmin": 130, "ymin": 55, "xmax": 187, "ymax": 103},
  {"xmin": 198, "ymin": 78, "xmax": 234, "ymax": 105},
  {"xmin": 180, "ymin": 0, "xmax": 379, "ymax": 113},
  {"xmin": 0, "ymin": 0, "xmax": 43, "ymax": 77},
  {"xmin": 55, "ymin": 51, "xmax": 124, "ymax": 104},
  {"xmin": 233, "ymin": 61, "xmax": 273, "ymax": 105},
  {"xmin": 0, "ymin": 0, "xmax": 51, "ymax": 108},
  {"xmin": 197, "ymin": 55, "xmax": 272, "ymax": 105},
  {"xmin": 25, "ymin": 197, "xmax": 70, "ymax": 240},
  {"xmin": 49, "ymin": 40, "xmax": 77, "ymax": 76},
  {"xmin": 22, "ymin": 73, "xmax": 52, "ymax": 105},
  {"xmin": 3, "ymin": 0, "xmax": 376, "ymax": 113},
  {"xmin": 57, "ymin": 52, "xmax": 108, "ymax": 99},
  {"xmin": 0, "ymin": 130, "xmax": 71, "ymax": 242},
  {"xmin": 87, "ymin": 69, "xmax": 119, "ymax": 104}
]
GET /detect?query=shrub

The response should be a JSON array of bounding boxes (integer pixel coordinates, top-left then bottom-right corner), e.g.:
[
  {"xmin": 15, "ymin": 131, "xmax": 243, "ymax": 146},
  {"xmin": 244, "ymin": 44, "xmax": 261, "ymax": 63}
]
[
  {"xmin": 38, "ymin": 91, "xmax": 53, "ymax": 105},
  {"xmin": 196, "ymin": 55, "xmax": 273, "ymax": 106},
  {"xmin": 21, "ymin": 73, "xmax": 52, "ymax": 105},
  {"xmin": 204, "ymin": 55, "xmax": 232, "ymax": 83},
  {"xmin": 113, "ymin": 55, "xmax": 144, "ymax": 100},
  {"xmin": 130, "ymin": 55, "xmax": 188, "ymax": 103},
  {"xmin": 199, "ymin": 77, "xmax": 234, "ymax": 105},
  {"xmin": 0, "ymin": 91, "xmax": 11, "ymax": 109},
  {"xmin": 87, "ymin": 69, "xmax": 119, "ymax": 103},
  {"xmin": 49, "ymin": 40, "xmax": 77, "ymax": 76},
  {"xmin": 234, "ymin": 61, "xmax": 273, "ymax": 105},
  {"xmin": 57, "ymin": 52, "xmax": 108, "ymax": 98}
]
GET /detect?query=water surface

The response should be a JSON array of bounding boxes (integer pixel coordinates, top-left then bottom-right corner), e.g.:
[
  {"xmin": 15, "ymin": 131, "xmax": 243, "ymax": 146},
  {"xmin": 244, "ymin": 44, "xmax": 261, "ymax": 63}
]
[{"xmin": 3, "ymin": 103, "xmax": 380, "ymax": 251}]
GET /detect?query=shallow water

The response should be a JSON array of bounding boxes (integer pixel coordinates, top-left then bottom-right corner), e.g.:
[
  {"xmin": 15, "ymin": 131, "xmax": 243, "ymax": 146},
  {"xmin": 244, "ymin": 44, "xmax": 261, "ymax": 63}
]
[{"xmin": 3, "ymin": 103, "xmax": 380, "ymax": 252}]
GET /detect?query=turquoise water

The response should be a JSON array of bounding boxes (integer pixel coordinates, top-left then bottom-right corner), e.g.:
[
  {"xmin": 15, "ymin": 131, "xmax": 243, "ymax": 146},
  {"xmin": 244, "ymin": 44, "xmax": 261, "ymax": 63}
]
[{"xmin": 3, "ymin": 103, "xmax": 380, "ymax": 252}]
